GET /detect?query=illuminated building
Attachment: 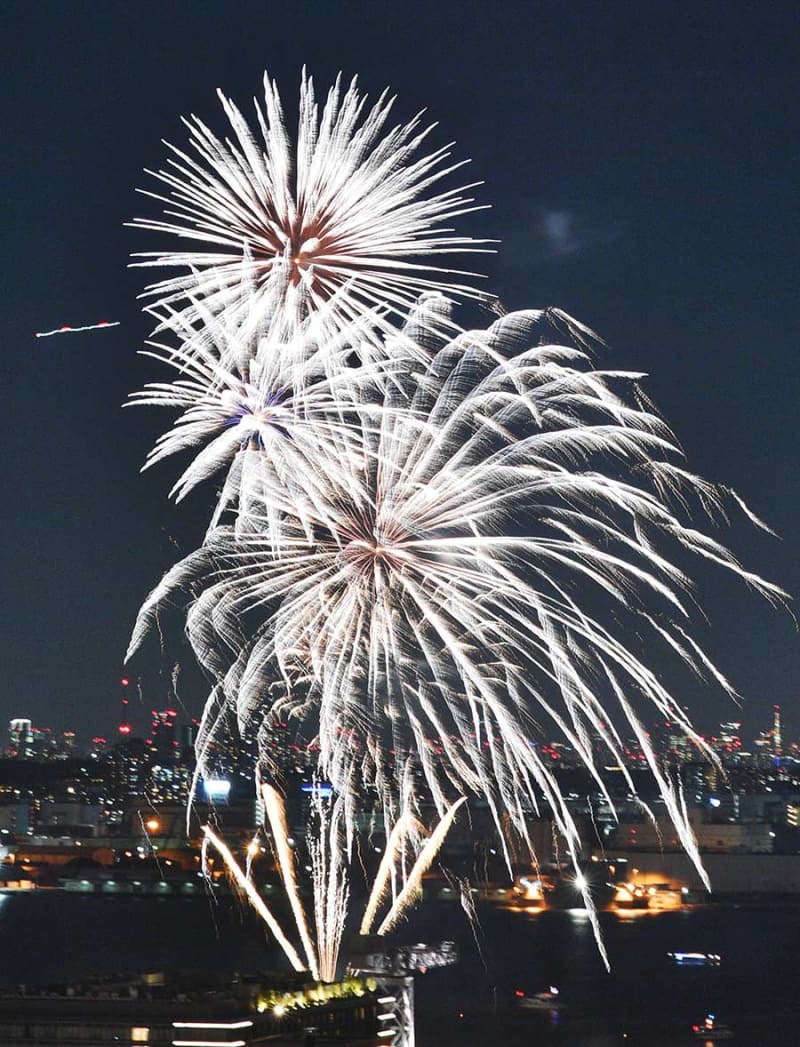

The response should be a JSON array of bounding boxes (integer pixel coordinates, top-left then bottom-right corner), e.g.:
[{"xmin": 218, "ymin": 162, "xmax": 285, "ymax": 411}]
[
  {"xmin": 0, "ymin": 972, "xmax": 381, "ymax": 1044},
  {"xmin": 88, "ymin": 736, "xmax": 108, "ymax": 758},
  {"xmin": 613, "ymin": 815, "xmax": 774, "ymax": 854},
  {"xmin": 0, "ymin": 801, "xmax": 32, "ymax": 836},
  {"xmin": 147, "ymin": 708, "xmax": 179, "ymax": 763},
  {"xmin": 349, "ymin": 940, "xmax": 457, "ymax": 1047},
  {"xmin": 146, "ymin": 760, "xmax": 191, "ymax": 805},
  {"xmin": 60, "ymin": 730, "xmax": 77, "ymax": 756},
  {"xmin": 8, "ymin": 718, "xmax": 33, "ymax": 759},
  {"xmin": 109, "ymin": 737, "xmax": 148, "ymax": 798},
  {"xmin": 774, "ymin": 704, "xmax": 783, "ymax": 758},
  {"xmin": 754, "ymin": 707, "xmax": 784, "ymax": 767},
  {"xmin": 715, "ymin": 721, "xmax": 742, "ymax": 757},
  {"xmin": 650, "ymin": 713, "xmax": 697, "ymax": 765}
]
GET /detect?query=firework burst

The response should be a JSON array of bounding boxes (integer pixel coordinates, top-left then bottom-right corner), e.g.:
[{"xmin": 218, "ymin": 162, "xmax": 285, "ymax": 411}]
[
  {"xmin": 128, "ymin": 308, "xmax": 784, "ymax": 963},
  {"xmin": 131, "ymin": 70, "xmax": 490, "ymax": 364},
  {"xmin": 125, "ymin": 72, "xmax": 787, "ymax": 977},
  {"xmin": 128, "ymin": 291, "xmax": 392, "ymax": 539}
]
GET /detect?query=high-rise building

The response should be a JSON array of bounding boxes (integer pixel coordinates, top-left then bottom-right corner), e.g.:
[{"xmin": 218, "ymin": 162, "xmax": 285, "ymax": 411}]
[
  {"xmin": 110, "ymin": 737, "xmax": 147, "ymax": 798},
  {"xmin": 753, "ymin": 705, "xmax": 784, "ymax": 763},
  {"xmin": 8, "ymin": 718, "xmax": 33, "ymax": 758},
  {"xmin": 177, "ymin": 720, "xmax": 198, "ymax": 758},
  {"xmin": 147, "ymin": 709, "xmax": 179, "ymax": 763},
  {"xmin": 773, "ymin": 705, "xmax": 782, "ymax": 758},
  {"xmin": 712, "ymin": 721, "xmax": 743, "ymax": 763},
  {"xmin": 60, "ymin": 730, "xmax": 77, "ymax": 756}
]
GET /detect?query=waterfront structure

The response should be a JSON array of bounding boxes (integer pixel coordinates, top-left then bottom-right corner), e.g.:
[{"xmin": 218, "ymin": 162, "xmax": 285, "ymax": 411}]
[{"xmin": 0, "ymin": 972, "xmax": 381, "ymax": 1046}]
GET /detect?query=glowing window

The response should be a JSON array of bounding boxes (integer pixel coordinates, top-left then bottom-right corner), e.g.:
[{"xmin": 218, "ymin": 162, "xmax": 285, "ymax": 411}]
[{"xmin": 131, "ymin": 1029, "xmax": 150, "ymax": 1043}]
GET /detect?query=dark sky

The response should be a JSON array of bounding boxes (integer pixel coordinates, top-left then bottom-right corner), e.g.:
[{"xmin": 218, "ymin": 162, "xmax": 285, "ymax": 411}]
[{"xmin": 3, "ymin": 1, "xmax": 798, "ymax": 743}]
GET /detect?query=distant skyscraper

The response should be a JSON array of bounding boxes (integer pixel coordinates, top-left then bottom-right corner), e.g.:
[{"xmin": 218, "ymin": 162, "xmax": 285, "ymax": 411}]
[
  {"xmin": 60, "ymin": 730, "xmax": 77, "ymax": 756},
  {"xmin": 147, "ymin": 709, "xmax": 178, "ymax": 763},
  {"xmin": 177, "ymin": 720, "xmax": 199, "ymax": 761},
  {"xmin": 713, "ymin": 721, "xmax": 743, "ymax": 761},
  {"xmin": 110, "ymin": 737, "xmax": 147, "ymax": 798},
  {"xmin": 773, "ymin": 705, "xmax": 782, "ymax": 758},
  {"xmin": 8, "ymin": 718, "xmax": 33, "ymax": 758}
]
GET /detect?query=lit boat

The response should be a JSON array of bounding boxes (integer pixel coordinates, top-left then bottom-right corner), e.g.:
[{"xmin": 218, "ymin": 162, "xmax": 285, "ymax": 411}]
[
  {"xmin": 516, "ymin": 986, "xmax": 563, "ymax": 1010},
  {"xmin": 614, "ymin": 882, "xmax": 649, "ymax": 909},
  {"xmin": 691, "ymin": 1013, "xmax": 733, "ymax": 1040},
  {"xmin": 668, "ymin": 951, "xmax": 721, "ymax": 966},
  {"xmin": 512, "ymin": 874, "xmax": 546, "ymax": 907}
]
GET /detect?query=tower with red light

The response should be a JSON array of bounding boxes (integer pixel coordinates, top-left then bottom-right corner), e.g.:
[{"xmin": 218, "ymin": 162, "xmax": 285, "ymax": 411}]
[
  {"xmin": 773, "ymin": 704, "xmax": 782, "ymax": 758},
  {"xmin": 118, "ymin": 677, "xmax": 132, "ymax": 736},
  {"xmin": 772, "ymin": 703, "xmax": 783, "ymax": 778}
]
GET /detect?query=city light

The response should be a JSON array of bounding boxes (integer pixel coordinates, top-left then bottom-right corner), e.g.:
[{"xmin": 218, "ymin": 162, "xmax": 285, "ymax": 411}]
[{"xmin": 202, "ymin": 779, "xmax": 231, "ymax": 802}]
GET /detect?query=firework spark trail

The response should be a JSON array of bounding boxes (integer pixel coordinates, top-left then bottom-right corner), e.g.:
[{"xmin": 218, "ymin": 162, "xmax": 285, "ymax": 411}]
[
  {"xmin": 376, "ymin": 798, "xmax": 467, "ymax": 936},
  {"xmin": 35, "ymin": 321, "xmax": 120, "ymax": 338},
  {"xmin": 308, "ymin": 790, "xmax": 350, "ymax": 983},
  {"xmin": 202, "ymin": 824, "xmax": 306, "ymax": 973},
  {"xmin": 261, "ymin": 783, "xmax": 320, "ymax": 980},
  {"xmin": 359, "ymin": 812, "xmax": 417, "ymax": 936},
  {"xmin": 245, "ymin": 833, "xmax": 260, "ymax": 880},
  {"xmin": 130, "ymin": 70, "xmax": 491, "ymax": 367}
]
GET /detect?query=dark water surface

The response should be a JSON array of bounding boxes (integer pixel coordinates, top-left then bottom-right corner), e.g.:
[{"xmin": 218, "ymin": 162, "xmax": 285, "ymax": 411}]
[{"xmin": 1, "ymin": 892, "xmax": 797, "ymax": 1045}]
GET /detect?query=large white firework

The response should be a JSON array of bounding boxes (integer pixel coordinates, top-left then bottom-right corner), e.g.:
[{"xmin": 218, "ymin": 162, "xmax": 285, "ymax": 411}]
[
  {"xmin": 130, "ymin": 70, "xmax": 490, "ymax": 366},
  {"xmin": 128, "ymin": 307, "xmax": 784, "ymax": 960}
]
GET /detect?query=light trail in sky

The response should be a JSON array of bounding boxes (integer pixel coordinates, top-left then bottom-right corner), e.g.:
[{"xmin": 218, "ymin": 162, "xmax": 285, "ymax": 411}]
[
  {"xmin": 262, "ymin": 783, "xmax": 320, "ymax": 980},
  {"xmin": 35, "ymin": 321, "xmax": 120, "ymax": 338}
]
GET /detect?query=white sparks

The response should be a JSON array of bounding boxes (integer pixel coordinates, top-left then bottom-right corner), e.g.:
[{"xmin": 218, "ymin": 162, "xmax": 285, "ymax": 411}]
[
  {"xmin": 261, "ymin": 783, "xmax": 320, "ymax": 980},
  {"xmin": 130, "ymin": 70, "xmax": 491, "ymax": 367},
  {"xmin": 131, "ymin": 306, "xmax": 785, "ymax": 959},
  {"xmin": 202, "ymin": 824, "xmax": 306, "ymax": 973},
  {"xmin": 376, "ymin": 799, "xmax": 466, "ymax": 936},
  {"xmin": 126, "ymin": 71, "xmax": 786, "ymax": 968}
]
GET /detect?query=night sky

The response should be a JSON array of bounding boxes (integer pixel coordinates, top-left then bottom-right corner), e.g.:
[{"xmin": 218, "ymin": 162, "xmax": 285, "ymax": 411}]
[{"xmin": 3, "ymin": 1, "xmax": 798, "ymax": 743}]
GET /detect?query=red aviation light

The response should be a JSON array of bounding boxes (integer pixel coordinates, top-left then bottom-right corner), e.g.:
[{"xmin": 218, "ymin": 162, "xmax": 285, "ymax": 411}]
[{"xmin": 118, "ymin": 724, "xmax": 132, "ymax": 735}]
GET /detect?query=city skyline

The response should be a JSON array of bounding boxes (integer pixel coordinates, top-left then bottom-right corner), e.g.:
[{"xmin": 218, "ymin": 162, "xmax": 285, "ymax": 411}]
[{"xmin": 3, "ymin": 704, "xmax": 796, "ymax": 768}]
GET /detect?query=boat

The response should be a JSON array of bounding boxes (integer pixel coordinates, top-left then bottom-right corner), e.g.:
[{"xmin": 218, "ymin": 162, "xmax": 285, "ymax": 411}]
[
  {"xmin": 691, "ymin": 1013, "xmax": 733, "ymax": 1040},
  {"xmin": 516, "ymin": 986, "xmax": 563, "ymax": 1010},
  {"xmin": 668, "ymin": 951, "xmax": 721, "ymax": 966}
]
